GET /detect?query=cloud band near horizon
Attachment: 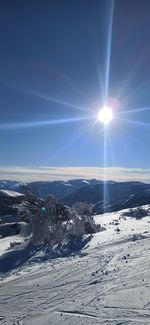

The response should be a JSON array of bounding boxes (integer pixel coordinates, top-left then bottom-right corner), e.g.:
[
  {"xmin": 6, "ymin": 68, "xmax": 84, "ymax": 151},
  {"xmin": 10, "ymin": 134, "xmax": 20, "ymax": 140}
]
[{"xmin": 0, "ymin": 166, "xmax": 149, "ymax": 183}]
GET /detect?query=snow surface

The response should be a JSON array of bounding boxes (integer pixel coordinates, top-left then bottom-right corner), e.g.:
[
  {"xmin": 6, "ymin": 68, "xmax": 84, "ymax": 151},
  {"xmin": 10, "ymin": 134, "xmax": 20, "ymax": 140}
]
[
  {"xmin": 0, "ymin": 235, "xmax": 24, "ymax": 257},
  {"xmin": 0, "ymin": 206, "xmax": 150, "ymax": 324},
  {"xmin": 82, "ymin": 180, "xmax": 89, "ymax": 185},
  {"xmin": 0, "ymin": 189, "xmax": 24, "ymax": 197}
]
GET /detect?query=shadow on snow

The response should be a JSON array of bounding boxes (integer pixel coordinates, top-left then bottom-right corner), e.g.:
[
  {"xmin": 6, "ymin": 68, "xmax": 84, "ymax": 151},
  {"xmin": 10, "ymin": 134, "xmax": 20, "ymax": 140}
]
[{"xmin": 0, "ymin": 235, "xmax": 92, "ymax": 275}]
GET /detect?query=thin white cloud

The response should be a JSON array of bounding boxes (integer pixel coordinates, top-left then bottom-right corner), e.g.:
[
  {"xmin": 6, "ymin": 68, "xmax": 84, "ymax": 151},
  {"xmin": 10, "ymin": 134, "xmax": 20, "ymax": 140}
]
[{"xmin": 0, "ymin": 166, "xmax": 150, "ymax": 183}]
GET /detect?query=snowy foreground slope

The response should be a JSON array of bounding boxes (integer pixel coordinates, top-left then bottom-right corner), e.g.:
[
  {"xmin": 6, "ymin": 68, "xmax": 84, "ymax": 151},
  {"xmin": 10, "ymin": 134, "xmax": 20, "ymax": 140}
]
[{"xmin": 0, "ymin": 206, "xmax": 150, "ymax": 324}]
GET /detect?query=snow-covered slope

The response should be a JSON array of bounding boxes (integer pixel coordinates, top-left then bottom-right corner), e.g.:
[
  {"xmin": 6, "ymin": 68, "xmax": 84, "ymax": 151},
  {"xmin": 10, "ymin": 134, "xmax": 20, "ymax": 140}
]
[
  {"xmin": 0, "ymin": 206, "xmax": 150, "ymax": 324},
  {"xmin": 0, "ymin": 189, "xmax": 24, "ymax": 197}
]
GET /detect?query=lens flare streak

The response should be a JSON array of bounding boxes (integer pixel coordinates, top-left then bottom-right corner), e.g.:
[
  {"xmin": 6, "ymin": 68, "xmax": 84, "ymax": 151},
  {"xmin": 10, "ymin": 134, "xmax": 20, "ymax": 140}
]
[
  {"xmin": 0, "ymin": 78, "xmax": 92, "ymax": 113},
  {"xmin": 117, "ymin": 117, "xmax": 150, "ymax": 128},
  {"xmin": 0, "ymin": 115, "xmax": 95, "ymax": 130},
  {"xmin": 104, "ymin": 0, "xmax": 115, "ymax": 102},
  {"xmin": 118, "ymin": 106, "xmax": 150, "ymax": 116},
  {"xmin": 103, "ymin": 127, "xmax": 108, "ymax": 213}
]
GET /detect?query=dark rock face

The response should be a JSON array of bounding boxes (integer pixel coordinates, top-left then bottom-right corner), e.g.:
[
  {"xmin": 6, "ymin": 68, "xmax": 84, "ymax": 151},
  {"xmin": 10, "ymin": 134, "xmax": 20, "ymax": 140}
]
[
  {"xmin": 0, "ymin": 223, "xmax": 21, "ymax": 237},
  {"xmin": 0, "ymin": 190, "xmax": 40, "ymax": 238},
  {"xmin": 0, "ymin": 191, "xmax": 24, "ymax": 216},
  {"xmin": 0, "ymin": 190, "xmax": 39, "ymax": 217}
]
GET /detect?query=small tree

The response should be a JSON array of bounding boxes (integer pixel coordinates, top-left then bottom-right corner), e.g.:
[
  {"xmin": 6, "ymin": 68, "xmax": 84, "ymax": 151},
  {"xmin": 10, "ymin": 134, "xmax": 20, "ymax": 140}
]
[
  {"xmin": 19, "ymin": 197, "xmax": 99, "ymax": 246},
  {"xmin": 133, "ymin": 207, "xmax": 148, "ymax": 219},
  {"xmin": 72, "ymin": 202, "xmax": 97, "ymax": 234},
  {"xmin": 122, "ymin": 207, "xmax": 149, "ymax": 220},
  {"xmin": 30, "ymin": 207, "xmax": 50, "ymax": 244},
  {"xmin": 72, "ymin": 202, "xmax": 92, "ymax": 216}
]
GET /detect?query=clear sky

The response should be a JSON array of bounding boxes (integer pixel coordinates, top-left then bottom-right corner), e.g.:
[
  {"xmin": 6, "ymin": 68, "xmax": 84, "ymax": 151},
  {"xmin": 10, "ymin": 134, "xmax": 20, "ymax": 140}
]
[{"xmin": 0, "ymin": 0, "xmax": 150, "ymax": 180}]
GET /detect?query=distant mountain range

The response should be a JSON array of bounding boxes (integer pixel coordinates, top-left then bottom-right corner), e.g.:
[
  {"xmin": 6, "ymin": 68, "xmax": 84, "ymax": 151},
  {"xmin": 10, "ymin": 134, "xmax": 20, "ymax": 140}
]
[
  {"xmin": 0, "ymin": 179, "xmax": 101, "ymax": 200},
  {"xmin": 0, "ymin": 179, "xmax": 150, "ymax": 215},
  {"xmin": 61, "ymin": 181, "xmax": 150, "ymax": 213}
]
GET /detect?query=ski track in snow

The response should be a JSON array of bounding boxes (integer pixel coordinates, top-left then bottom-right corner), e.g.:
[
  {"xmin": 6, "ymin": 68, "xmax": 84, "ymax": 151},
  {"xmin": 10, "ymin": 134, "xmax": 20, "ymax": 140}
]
[{"xmin": 0, "ymin": 207, "xmax": 150, "ymax": 324}]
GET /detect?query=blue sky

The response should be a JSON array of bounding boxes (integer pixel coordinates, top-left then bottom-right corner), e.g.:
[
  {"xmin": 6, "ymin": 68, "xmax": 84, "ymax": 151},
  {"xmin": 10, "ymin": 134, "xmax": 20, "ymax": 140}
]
[{"xmin": 0, "ymin": 0, "xmax": 150, "ymax": 180}]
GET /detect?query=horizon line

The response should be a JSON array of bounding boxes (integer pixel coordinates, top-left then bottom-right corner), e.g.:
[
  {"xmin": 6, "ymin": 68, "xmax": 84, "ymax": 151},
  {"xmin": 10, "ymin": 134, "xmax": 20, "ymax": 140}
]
[{"xmin": 0, "ymin": 166, "xmax": 149, "ymax": 183}]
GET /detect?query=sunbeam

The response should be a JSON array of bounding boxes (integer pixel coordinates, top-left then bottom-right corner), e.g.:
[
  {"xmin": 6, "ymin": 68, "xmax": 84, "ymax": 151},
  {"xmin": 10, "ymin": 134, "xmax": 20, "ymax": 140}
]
[
  {"xmin": 48, "ymin": 128, "xmax": 89, "ymax": 164},
  {"xmin": 103, "ymin": 127, "xmax": 108, "ymax": 213},
  {"xmin": 30, "ymin": 90, "xmax": 93, "ymax": 113},
  {"xmin": 0, "ymin": 115, "xmax": 95, "ymax": 131},
  {"xmin": 121, "ymin": 80, "xmax": 150, "ymax": 106},
  {"xmin": 104, "ymin": 0, "xmax": 115, "ymax": 102},
  {"xmin": 117, "ymin": 116, "xmax": 150, "ymax": 128},
  {"xmin": 118, "ymin": 106, "xmax": 150, "ymax": 116},
  {"xmin": 117, "ymin": 58, "xmax": 146, "ymax": 101},
  {"xmin": 0, "ymin": 78, "xmax": 92, "ymax": 114},
  {"xmin": 106, "ymin": 127, "xmax": 116, "ymax": 166},
  {"xmin": 101, "ymin": 0, "xmax": 115, "ymax": 213}
]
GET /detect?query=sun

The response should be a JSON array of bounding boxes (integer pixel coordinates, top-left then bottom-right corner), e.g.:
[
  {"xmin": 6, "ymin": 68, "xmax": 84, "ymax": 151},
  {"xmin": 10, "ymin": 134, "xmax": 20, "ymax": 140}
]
[{"xmin": 98, "ymin": 106, "xmax": 113, "ymax": 125}]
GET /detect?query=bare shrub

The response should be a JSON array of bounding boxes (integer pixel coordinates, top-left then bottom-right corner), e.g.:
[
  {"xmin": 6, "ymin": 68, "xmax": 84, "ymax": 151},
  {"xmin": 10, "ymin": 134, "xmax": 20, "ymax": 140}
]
[
  {"xmin": 122, "ymin": 207, "xmax": 149, "ymax": 219},
  {"xmin": 133, "ymin": 207, "xmax": 148, "ymax": 219}
]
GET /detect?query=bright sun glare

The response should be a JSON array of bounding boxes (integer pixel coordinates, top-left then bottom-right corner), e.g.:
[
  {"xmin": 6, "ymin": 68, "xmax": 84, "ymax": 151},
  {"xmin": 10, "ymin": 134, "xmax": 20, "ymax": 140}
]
[{"xmin": 98, "ymin": 106, "xmax": 113, "ymax": 125}]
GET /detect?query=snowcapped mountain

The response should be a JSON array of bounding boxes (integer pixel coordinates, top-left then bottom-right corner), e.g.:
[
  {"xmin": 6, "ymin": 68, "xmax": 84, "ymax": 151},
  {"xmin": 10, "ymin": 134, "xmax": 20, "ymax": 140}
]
[
  {"xmin": 0, "ymin": 180, "xmax": 26, "ymax": 190},
  {"xmin": 0, "ymin": 179, "xmax": 150, "ymax": 215},
  {"xmin": 19, "ymin": 179, "xmax": 101, "ymax": 199},
  {"xmin": 0, "ymin": 179, "xmax": 100, "ymax": 199},
  {"xmin": 62, "ymin": 181, "xmax": 150, "ymax": 212}
]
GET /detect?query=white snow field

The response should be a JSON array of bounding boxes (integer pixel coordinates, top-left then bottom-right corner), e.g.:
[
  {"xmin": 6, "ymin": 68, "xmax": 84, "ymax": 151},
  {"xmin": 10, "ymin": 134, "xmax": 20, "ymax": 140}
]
[{"xmin": 0, "ymin": 206, "xmax": 150, "ymax": 324}]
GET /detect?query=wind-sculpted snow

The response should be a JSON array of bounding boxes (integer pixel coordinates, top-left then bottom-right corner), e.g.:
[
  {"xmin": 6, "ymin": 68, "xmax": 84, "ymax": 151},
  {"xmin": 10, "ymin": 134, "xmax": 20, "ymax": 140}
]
[{"xmin": 0, "ymin": 206, "xmax": 150, "ymax": 324}]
